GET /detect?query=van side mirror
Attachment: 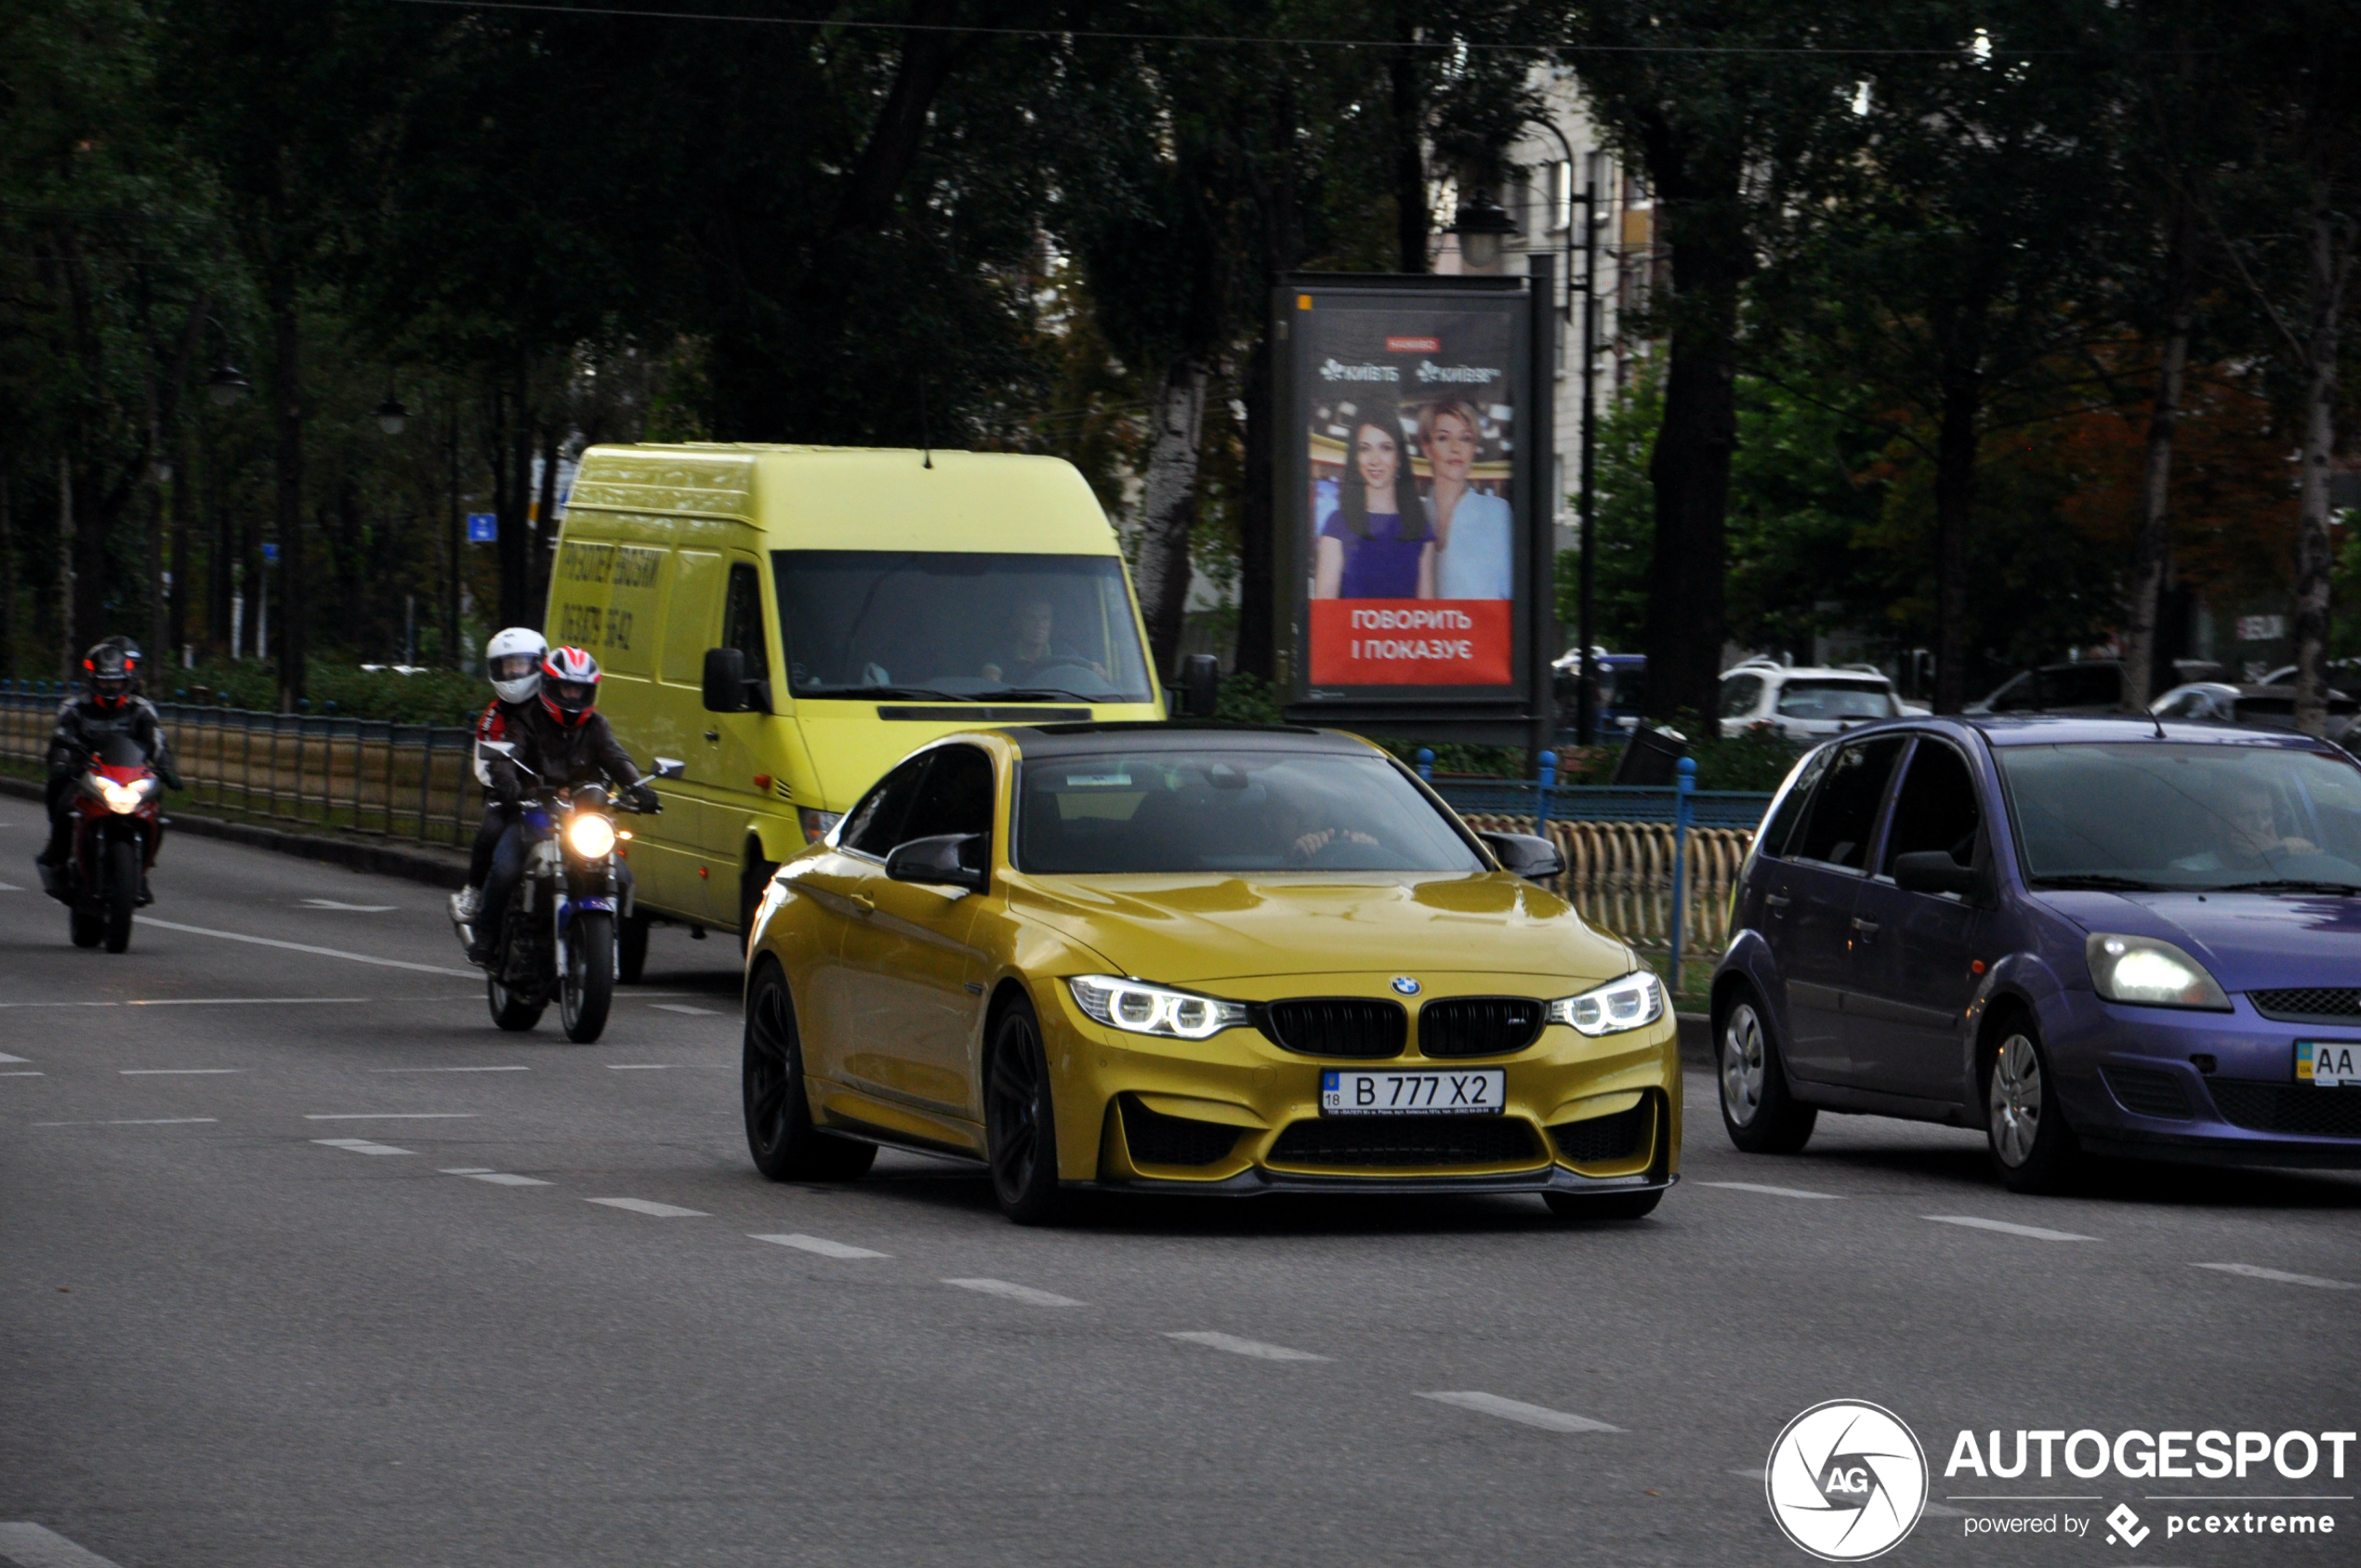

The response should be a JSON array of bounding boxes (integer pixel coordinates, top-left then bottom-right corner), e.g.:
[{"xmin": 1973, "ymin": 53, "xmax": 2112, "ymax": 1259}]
[
  {"xmin": 884, "ymin": 833, "xmax": 987, "ymax": 894},
  {"xmin": 702, "ymin": 648, "xmax": 769, "ymax": 714},
  {"xmin": 1476, "ymin": 830, "xmax": 1565, "ymax": 883},
  {"xmin": 1893, "ymin": 850, "xmax": 1983, "ymax": 900},
  {"xmin": 1180, "ymin": 654, "xmax": 1220, "ymax": 718}
]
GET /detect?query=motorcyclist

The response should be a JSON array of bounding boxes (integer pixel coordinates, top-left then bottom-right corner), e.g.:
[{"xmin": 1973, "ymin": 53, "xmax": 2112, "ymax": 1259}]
[
  {"xmin": 448, "ymin": 626, "xmax": 548, "ymax": 929},
  {"xmin": 35, "ymin": 641, "xmax": 182, "ymax": 902},
  {"xmin": 471, "ymin": 646, "xmax": 657, "ymax": 964}
]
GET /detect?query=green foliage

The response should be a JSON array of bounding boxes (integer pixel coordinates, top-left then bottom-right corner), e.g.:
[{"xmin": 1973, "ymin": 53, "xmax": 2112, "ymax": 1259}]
[
  {"xmin": 1212, "ymin": 670, "xmax": 1283, "ymax": 726},
  {"xmin": 169, "ymin": 659, "xmax": 487, "ymax": 726}
]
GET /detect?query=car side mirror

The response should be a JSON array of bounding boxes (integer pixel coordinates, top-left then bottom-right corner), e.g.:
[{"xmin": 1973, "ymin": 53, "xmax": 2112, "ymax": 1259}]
[
  {"xmin": 1893, "ymin": 850, "xmax": 1983, "ymax": 900},
  {"xmin": 652, "ymin": 757, "xmax": 687, "ymax": 780},
  {"xmin": 884, "ymin": 833, "xmax": 987, "ymax": 894},
  {"xmin": 702, "ymin": 648, "xmax": 769, "ymax": 714},
  {"xmin": 1179, "ymin": 653, "xmax": 1220, "ymax": 719},
  {"xmin": 1477, "ymin": 830, "xmax": 1564, "ymax": 883}
]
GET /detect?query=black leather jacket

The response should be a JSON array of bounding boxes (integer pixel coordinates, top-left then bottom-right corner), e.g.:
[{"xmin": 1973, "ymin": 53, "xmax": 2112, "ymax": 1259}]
[
  {"xmin": 46, "ymin": 696, "xmax": 181, "ymax": 789},
  {"xmin": 487, "ymin": 704, "xmax": 644, "ymax": 804}
]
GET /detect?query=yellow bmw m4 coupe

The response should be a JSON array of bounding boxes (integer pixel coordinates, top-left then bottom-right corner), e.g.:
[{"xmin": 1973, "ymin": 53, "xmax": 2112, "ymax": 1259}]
[{"xmin": 740, "ymin": 723, "xmax": 1680, "ymax": 1224}]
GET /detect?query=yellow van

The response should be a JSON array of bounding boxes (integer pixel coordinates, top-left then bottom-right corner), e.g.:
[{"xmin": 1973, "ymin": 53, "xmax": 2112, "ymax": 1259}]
[{"xmin": 544, "ymin": 443, "xmax": 1166, "ymax": 972}]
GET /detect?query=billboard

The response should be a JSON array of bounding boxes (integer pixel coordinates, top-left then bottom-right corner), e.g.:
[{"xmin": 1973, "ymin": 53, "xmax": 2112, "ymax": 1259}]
[{"xmin": 1280, "ymin": 280, "xmax": 1536, "ymax": 715}]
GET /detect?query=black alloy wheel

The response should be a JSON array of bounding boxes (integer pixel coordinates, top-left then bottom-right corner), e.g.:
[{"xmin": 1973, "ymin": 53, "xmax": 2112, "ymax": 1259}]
[
  {"xmin": 984, "ymin": 997, "xmax": 1067, "ymax": 1225},
  {"xmin": 487, "ymin": 971, "xmax": 545, "ymax": 1032},
  {"xmin": 742, "ymin": 962, "xmax": 875, "ymax": 1181}
]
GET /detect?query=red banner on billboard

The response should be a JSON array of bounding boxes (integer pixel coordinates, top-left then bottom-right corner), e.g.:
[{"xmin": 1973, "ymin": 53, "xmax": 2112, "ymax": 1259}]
[{"xmin": 1307, "ymin": 600, "xmax": 1513, "ymax": 686}]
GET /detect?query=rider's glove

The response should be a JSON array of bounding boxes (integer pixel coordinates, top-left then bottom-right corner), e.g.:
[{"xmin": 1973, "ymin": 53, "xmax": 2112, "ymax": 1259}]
[{"xmin": 627, "ymin": 782, "xmax": 660, "ymax": 813}]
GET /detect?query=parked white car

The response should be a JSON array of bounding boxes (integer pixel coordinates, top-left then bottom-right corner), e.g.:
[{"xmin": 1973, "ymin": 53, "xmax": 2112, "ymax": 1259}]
[{"xmin": 1717, "ymin": 658, "xmax": 1906, "ymax": 740}]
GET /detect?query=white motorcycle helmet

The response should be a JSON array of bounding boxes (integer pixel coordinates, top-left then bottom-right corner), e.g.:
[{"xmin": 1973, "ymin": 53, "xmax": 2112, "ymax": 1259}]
[{"xmin": 485, "ymin": 626, "xmax": 548, "ymax": 705}]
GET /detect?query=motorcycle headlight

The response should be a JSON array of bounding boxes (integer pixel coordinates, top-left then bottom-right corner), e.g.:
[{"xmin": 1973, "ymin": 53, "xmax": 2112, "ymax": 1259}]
[
  {"xmin": 1548, "ymin": 970, "xmax": 1666, "ymax": 1036},
  {"xmin": 99, "ymin": 779, "xmax": 144, "ymax": 814},
  {"xmin": 1067, "ymin": 975, "xmax": 1247, "ymax": 1040},
  {"xmin": 2086, "ymin": 933, "xmax": 2231, "ymax": 1010},
  {"xmin": 565, "ymin": 814, "xmax": 617, "ymax": 859}
]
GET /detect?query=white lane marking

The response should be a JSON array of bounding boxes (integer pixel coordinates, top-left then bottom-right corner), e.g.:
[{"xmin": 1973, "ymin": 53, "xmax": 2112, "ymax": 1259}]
[
  {"xmin": 751, "ymin": 1232, "xmax": 891, "ymax": 1259},
  {"xmin": 134, "ymin": 916, "xmax": 478, "ymax": 977},
  {"xmin": 298, "ymin": 900, "xmax": 398, "ymax": 912},
  {"xmin": 442, "ymin": 1168, "xmax": 551, "ymax": 1187},
  {"xmin": 0, "ymin": 881, "xmax": 23, "ymax": 892},
  {"xmin": 1924, "ymin": 1215, "xmax": 2096, "ymax": 1242},
  {"xmin": 312, "ymin": 1138, "xmax": 413, "ymax": 1156},
  {"xmin": 0, "ymin": 1521, "xmax": 128, "ymax": 1568},
  {"xmin": 649, "ymin": 1003, "xmax": 720, "ymax": 1016},
  {"xmin": 120, "ymin": 1068, "xmax": 245, "ymax": 1075},
  {"xmin": 0, "ymin": 1053, "xmax": 28, "ymax": 1063},
  {"xmin": 606, "ymin": 1064, "xmax": 671, "ymax": 1071},
  {"xmin": 587, "ymin": 1197, "xmax": 708, "ymax": 1218},
  {"xmin": 1419, "ymin": 1391, "xmax": 1622, "ymax": 1433},
  {"xmin": 2195, "ymin": 1262, "xmax": 2357, "ymax": 1291},
  {"xmin": 304, "ymin": 1113, "xmax": 479, "ymax": 1120},
  {"xmin": 124, "ymin": 996, "xmax": 367, "ymax": 1007},
  {"xmin": 370, "ymin": 1065, "xmax": 529, "ymax": 1074},
  {"xmin": 0, "ymin": 1002, "xmax": 118, "ymax": 1009},
  {"xmin": 1166, "ymin": 1331, "xmax": 1329, "ymax": 1363},
  {"xmin": 33, "ymin": 1118, "xmax": 218, "ymax": 1127},
  {"xmin": 0, "ymin": 1072, "xmax": 42, "ymax": 1077},
  {"xmin": 943, "ymin": 1277, "xmax": 1084, "ymax": 1308},
  {"xmin": 1700, "ymin": 1180, "xmax": 1842, "ymax": 1200}
]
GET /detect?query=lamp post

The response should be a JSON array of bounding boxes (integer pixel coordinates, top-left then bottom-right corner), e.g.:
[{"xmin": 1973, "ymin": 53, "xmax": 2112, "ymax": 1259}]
[
  {"xmin": 375, "ymin": 395, "xmax": 411, "ymax": 436},
  {"xmin": 1444, "ymin": 189, "xmax": 1517, "ymax": 272},
  {"xmin": 1533, "ymin": 121, "xmax": 1606, "ymax": 747},
  {"xmin": 206, "ymin": 362, "xmax": 252, "ymax": 407}
]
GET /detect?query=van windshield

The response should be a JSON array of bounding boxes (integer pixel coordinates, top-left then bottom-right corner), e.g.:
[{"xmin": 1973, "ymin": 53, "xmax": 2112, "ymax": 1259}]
[{"xmin": 773, "ymin": 551, "xmax": 1155, "ymax": 704}]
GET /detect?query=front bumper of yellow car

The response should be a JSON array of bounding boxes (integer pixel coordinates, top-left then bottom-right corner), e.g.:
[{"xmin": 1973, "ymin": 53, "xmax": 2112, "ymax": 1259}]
[{"xmin": 1040, "ymin": 971, "xmax": 1682, "ymax": 1196}]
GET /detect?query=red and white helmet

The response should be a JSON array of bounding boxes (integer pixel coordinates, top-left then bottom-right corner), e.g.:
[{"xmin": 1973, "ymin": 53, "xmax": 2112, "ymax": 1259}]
[
  {"xmin": 484, "ymin": 626, "xmax": 547, "ymax": 705},
  {"xmin": 539, "ymin": 646, "xmax": 601, "ymax": 727}
]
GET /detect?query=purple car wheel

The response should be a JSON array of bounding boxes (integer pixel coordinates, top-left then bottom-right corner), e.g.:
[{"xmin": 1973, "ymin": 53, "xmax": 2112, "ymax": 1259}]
[{"xmin": 1987, "ymin": 1025, "xmax": 2077, "ymax": 1192}]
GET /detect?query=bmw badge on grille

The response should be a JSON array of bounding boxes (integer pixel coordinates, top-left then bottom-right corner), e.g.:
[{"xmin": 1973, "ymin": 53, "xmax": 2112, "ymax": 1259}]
[{"xmin": 1391, "ymin": 977, "xmax": 1421, "ymax": 996}]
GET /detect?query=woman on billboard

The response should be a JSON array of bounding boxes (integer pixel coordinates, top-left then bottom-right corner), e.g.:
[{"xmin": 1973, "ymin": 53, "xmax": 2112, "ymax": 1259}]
[
  {"xmin": 1420, "ymin": 397, "xmax": 1512, "ymax": 600},
  {"xmin": 1312, "ymin": 396, "xmax": 1435, "ymax": 600}
]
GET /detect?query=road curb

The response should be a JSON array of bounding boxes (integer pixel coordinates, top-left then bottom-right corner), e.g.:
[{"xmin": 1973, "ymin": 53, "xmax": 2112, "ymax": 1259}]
[{"xmin": 0, "ymin": 774, "xmax": 471, "ymax": 889}]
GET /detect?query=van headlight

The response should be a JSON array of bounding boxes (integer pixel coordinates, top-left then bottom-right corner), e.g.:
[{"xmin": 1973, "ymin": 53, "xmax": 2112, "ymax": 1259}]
[
  {"xmin": 2086, "ymin": 933, "xmax": 2230, "ymax": 1009},
  {"xmin": 566, "ymin": 814, "xmax": 617, "ymax": 859},
  {"xmin": 1548, "ymin": 971, "xmax": 1666, "ymax": 1035},
  {"xmin": 1068, "ymin": 975, "xmax": 1247, "ymax": 1039}
]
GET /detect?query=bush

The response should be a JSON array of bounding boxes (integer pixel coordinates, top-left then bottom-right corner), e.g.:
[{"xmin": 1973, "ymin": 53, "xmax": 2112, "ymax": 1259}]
[{"xmin": 164, "ymin": 660, "xmax": 488, "ymax": 727}]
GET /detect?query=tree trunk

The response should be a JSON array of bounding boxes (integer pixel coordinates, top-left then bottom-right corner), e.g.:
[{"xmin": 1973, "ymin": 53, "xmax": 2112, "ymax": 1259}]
[
  {"xmin": 446, "ymin": 405, "xmax": 463, "ymax": 667},
  {"xmin": 1389, "ymin": 29, "xmax": 1428, "ymax": 274},
  {"xmin": 532, "ymin": 421, "xmax": 561, "ymax": 625},
  {"xmin": 2291, "ymin": 187, "xmax": 2351, "ymax": 738},
  {"xmin": 271, "ymin": 290, "xmax": 307, "ymax": 710},
  {"xmin": 494, "ymin": 376, "xmax": 532, "ymax": 629},
  {"xmin": 1133, "ymin": 359, "xmax": 1210, "ymax": 678},
  {"xmin": 1931, "ymin": 365, "xmax": 1981, "ymax": 716},
  {"xmin": 0, "ymin": 475, "xmax": 15, "ymax": 679},
  {"xmin": 58, "ymin": 452, "xmax": 74, "ymax": 677},
  {"xmin": 170, "ymin": 423, "xmax": 194, "ymax": 659},
  {"xmin": 2121, "ymin": 247, "xmax": 2191, "ymax": 711}
]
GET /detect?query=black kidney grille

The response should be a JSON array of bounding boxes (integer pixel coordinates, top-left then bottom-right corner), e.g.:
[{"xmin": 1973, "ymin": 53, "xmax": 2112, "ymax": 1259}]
[
  {"xmin": 1550, "ymin": 1103, "xmax": 1651, "ymax": 1165},
  {"xmin": 1119, "ymin": 1097, "xmax": 1240, "ymax": 1168},
  {"xmin": 1259, "ymin": 998, "xmax": 1407, "ymax": 1059},
  {"xmin": 2249, "ymin": 988, "xmax": 2361, "ymax": 1021},
  {"xmin": 2207, "ymin": 1080, "xmax": 2361, "ymax": 1139},
  {"xmin": 1418, "ymin": 997, "xmax": 1545, "ymax": 1058},
  {"xmin": 2103, "ymin": 1064, "xmax": 2195, "ymax": 1121},
  {"xmin": 1268, "ymin": 1114, "xmax": 1543, "ymax": 1168}
]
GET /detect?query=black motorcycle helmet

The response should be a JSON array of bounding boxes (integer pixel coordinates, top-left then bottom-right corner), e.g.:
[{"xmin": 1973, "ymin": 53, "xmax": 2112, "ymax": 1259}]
[{"xmin": 83, "ymin": 642, "xmax": 136, "ymax": 710}]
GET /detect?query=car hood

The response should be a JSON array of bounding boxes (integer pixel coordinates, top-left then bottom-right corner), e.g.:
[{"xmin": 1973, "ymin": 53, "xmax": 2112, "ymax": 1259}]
[
  {"xmin": 1008, "ymin": 871, "xmax": 1634, "ymax": 986},
  {"xmin": 2033, "ymin": 889, "xmax": 2361, "ymax": 993}
]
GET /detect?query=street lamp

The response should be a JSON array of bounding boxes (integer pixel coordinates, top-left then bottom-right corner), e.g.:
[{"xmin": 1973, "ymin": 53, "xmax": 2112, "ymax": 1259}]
[
  {"xmin": 1532, "ymin": 122, "xmax": 1610, "ymax": 744},
  {"xmin": 207, "ymin": 362, "xmax": 252, "ymax": 407},
  {"xmin": 376, "ymin": 395, "xmax": 411, "ymax": 436},
  {"xmin": 1445, "ymin": 190, "xmax": 1517, "ymax": 272}
]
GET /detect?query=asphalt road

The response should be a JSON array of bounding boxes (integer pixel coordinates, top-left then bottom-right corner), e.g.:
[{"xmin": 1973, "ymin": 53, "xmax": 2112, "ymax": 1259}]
[{"xmin": 3, "ymin": 820, "xmax": 2355, "ymax": 1568}]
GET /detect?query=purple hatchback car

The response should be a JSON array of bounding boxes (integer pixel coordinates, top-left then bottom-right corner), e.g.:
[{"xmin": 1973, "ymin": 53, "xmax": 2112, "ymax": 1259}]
[{"xmin": 1711, "ymin": 715, "xmax": 2361, "ymax": 1192}]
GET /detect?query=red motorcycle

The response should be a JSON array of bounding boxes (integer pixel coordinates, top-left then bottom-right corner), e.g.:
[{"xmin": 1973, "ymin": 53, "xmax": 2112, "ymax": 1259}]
[{"xmin": 65, "ymin": 731, "xmax": 165, "ymax": 953}]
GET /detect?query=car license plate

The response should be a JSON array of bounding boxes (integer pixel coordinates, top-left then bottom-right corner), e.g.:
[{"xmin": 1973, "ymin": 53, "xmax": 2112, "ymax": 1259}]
[
  {"xmin": 1321, "ymin": 1069, "xmax": 1505, "ymax": 1115},
  {"xmin": 2298, "ymin": 1041, "xmax": 2361, "ymax": 1087}
]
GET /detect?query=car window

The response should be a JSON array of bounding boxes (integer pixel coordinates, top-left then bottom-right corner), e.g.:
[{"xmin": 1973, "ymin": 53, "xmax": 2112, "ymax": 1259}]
[
  {"xmin": 723, "ymin": 561, "xmax": 769, "ymax": 679},
  {"xmin": 901, "ymin": 744, "xmax": 996, "ymax": 845},
  {"xmin": 2156, "ymin": 689, "xmax": 2207, "ymax": 719},
  {"xmin": 1758, "ymin": 746, "xmax": 1833, "ymax": 859},
  {"xmin": 1985, "ymin": 673, "xmax": 2037, "ymax": 712},
  {"xmin": 840, "ymin": 754, "xmax": 933, "ymax": 859},
  {"xmin": 1789, "ymin": 736, "xmax": 1906, "ymax": 871},
  {"xmin": 1775, "ymin": 679, "xmax": 1898, "ymax": 721},
  {"xmin": 1881, "ymin": 739, "xmax": 1982, "ymax": 874},
  {"xmin": 1719, "ymin": 674, "xmax": 1764, "ymax": 719}
]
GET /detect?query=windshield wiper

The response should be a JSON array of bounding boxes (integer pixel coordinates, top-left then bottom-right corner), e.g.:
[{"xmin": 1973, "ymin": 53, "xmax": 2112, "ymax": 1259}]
[
  {"xmin": 797, "ymin": 685, "xmax": 975, "ymax": 702},
  {"xmin": 2029, "ymin": 874, "xmax": 2169, "ymax": 891},
  {"xmin": 2209, "ymin": 878, "xmax": 2361, "ymax": 896},
  {"xmin": 994, "ymin": 687, "xmax": 1115, "ymax": 703}
]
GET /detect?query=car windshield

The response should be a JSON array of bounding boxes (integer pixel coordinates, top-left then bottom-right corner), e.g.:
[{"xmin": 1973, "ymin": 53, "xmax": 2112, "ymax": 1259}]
[
  {"xmin": 772, "ymin": 551, "xmax": 1154, "ymax": 704},
  {"xmin": 1775, "ymin": 679, "xmax": 1898, "ymax": 720},
  {"xmin": 1017, "ymin": 748, "xmax": 1485, "ymax": 875},
  {"xmin": 1996, "ymin": 742, "xmax": 2361, "ymax": 891}
]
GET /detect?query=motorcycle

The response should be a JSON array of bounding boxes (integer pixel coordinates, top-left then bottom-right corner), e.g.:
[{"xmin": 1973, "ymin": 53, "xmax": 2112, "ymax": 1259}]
[
  {"xmin": 452, "ymin": 765, "xmax": 657, "ymax": 1043},
  {"xmin": 64, "ymin": 731, "xmax": 165, "ymax": 954}
]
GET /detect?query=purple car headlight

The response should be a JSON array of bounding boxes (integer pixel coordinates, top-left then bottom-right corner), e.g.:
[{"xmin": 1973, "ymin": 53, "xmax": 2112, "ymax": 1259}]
[{"xmin": 2085, "ymin": 933, "xmax": 2231, "ymax": 1011}]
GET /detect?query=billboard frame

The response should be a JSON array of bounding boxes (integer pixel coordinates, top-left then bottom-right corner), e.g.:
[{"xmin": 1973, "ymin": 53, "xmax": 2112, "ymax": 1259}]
[{"xmin": 1273, "ymin": 267, "xmax": 1556, "ymax": 749}]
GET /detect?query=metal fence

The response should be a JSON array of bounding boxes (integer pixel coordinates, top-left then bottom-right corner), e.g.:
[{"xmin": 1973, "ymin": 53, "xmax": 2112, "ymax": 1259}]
[{"xmin": 1, "ymin": 681, "xmax": 481, "ymax": 850}]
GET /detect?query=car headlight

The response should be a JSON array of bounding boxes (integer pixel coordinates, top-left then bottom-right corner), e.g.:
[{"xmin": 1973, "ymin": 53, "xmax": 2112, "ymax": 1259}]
[
  {"xmin": 1548, "ymin": 970, "xmax": 1666, "ymax": 1035},
  {"xmin": 99, "ymin": 779, "xmax": 145, "ymax": 814},
  {"xmin": 1067, "ymin": 975, "xmax": 1247, "ymax": 1040},
  {"xmin": 799, "ymin": 808, "xmax": 842, "ymax": 844},
  {"xmin": 565, "ymin": 814, "xmax": 617, "ymax": 859},
  {"xmin": 2086, "ymin": 932, "xmax": 2230, "ymax": 1010}
]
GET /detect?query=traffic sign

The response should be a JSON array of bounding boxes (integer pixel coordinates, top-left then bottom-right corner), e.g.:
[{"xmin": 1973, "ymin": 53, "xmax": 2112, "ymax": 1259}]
[
  {"xmin": 468, "ymin": 512, "xmax": 497, "ymax": 543},
  {"xmin": 261, "ymin": 543, "xmax": 279, "ymax": 563}
]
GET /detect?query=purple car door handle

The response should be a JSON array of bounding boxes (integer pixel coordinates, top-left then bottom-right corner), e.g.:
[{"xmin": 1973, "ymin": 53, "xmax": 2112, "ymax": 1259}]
[{"xmin": 1765, "ymin": 894, "xmax": 1791, "ymax": 914}]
